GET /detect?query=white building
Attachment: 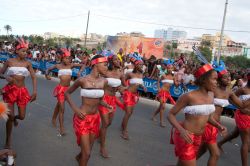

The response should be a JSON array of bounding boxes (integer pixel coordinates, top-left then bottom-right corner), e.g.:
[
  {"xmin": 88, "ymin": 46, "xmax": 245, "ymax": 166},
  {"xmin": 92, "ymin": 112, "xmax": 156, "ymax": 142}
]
[
  {"xmin": 154, "ymin": 28, "xmax": 187, "ymax": 41},
  {"xmin": 177, "ymin": 39, "xmax": 201, "ymax": 53}
]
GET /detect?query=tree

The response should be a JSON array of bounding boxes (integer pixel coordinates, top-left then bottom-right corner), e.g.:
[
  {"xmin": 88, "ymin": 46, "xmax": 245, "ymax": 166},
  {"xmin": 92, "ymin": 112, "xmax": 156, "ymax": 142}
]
[
  {"xmin": 224, "ymin": 56, "xmax": 250, "ymax": 69},
  {"xmin": 198, "ymin": 46, "xmax": 212, "ymax": 62},
  {"xmin": 4, "ymin": 25, "xmax": 12, "ymax": 36},
  {"xmin": 201, "ymin": 40, "xmax": 211, "ymax": 47}
]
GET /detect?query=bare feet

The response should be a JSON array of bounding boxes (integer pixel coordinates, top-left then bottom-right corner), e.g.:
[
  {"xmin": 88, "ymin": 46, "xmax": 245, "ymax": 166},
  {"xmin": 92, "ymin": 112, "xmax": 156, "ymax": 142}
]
[
  {"xmin": 121, "ymin": 131, "xmax": 129, "ymax": 140},
  {"xmin": 160, "ymin": 122, "xmax": 166, "ymax": 128},
  {"xmin": 13, "ymin": 119, "xmax": 18, "ymax": 127},
  {"xmin": 100, "ymin": 148, "xmax": 110, "ymax": 158},
  {"xmin": 151, "ymin": 117, "xmax": 157, "ymax": 122},
  {"xmin": 75, "ymin": 153, "xmax": 80, "ymax": 164},
  {"xmin": 59, "ymin": 128, "xmax": 66, "ymax": 136}
]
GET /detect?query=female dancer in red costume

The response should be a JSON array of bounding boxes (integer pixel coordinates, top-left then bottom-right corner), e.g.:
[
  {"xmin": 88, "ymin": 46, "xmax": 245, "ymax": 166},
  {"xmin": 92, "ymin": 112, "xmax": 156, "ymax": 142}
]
[
  {"xmin": 0, "ymin": 38, "xmax": 37, "ymax": 148},
  {"xmin": 121, "ymin": 56, "xmax": 147, "ymax": 140},
  {"xmin": 65, "ymin": 55, "xmax": 113, "ymax": 166},
  {"xmin": 197, "ymin": 68, "xmax": 250, "ymax": 166},
  {"xmin": 152, "ymin": 61, "xmax": 176, "ymax": 127},
  {"xmin": 167, "ymin": 64, "xmax": 227, "ymax": 166},
  {"xmin": 98, "ymin": 55, "xmax": 125, "ymax": 158},
  {"xmin": 234, "ymin": 73, "xmax": 250, "ymax": 166},
  {"xmin": 45, "ymin": 48, "xmax": 82, "ymax": 136}
]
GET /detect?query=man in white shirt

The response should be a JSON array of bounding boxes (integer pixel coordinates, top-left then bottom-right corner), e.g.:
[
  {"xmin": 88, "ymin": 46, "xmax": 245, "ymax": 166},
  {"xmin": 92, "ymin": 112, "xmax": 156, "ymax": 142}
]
[{"xmin": 89, "ymin": 48, "xmax": 97, "ymax": 60}]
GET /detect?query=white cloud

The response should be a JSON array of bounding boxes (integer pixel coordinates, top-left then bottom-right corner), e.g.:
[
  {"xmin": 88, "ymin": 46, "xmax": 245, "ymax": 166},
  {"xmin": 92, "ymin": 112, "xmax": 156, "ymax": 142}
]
[{"xmin": 0, "ymin": 0, "xmax": 249, "ymax": 44}]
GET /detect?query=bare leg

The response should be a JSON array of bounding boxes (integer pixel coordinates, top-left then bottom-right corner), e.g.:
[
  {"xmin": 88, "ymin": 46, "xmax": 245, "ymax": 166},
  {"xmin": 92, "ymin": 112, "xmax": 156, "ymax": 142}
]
[
  {"xmin": 152, "ymin": 102, "xmax": 161, "ymax": 121},
  {"xmin": 177, "ymin": 159, "xmax": 196, "ymax": 166},
  {"xmin": 207, "ymin": 143, "xmax": 220, "ymax": 166},
  {"xmin": 52, "ymin": 102, "xmax": 59, "ymax": 127},
  {"xmin": 239, "ymin": 129, "xmax": 250, "ymax": 166},
  {"xmin": 100, "ymin": 113, "xmax": 111, "ymax": 158},
  {"xmin": 79, "ymin": 135, "xmax": 91, "ymax": 166},
  {"xmin": 121, "ymin": 106, "xmax": 133, "ymax": 140},
  {"xmin": 197, "ymin": 143, "xmax": 207, "ymax": 159},
  {"xmin": 159, "ymin": 103, "xmax": 166, "ymax": 127},
  {"xmin": 217, "ymin": 127, "xmax": 239, "ymax": 152},
  {"xmin": 5, "ymin": 104, "xmax": 14, "ymax": 149},
  {"xmin": 58, "ymin": 102, "xmax": 65, "ymax": 135}
]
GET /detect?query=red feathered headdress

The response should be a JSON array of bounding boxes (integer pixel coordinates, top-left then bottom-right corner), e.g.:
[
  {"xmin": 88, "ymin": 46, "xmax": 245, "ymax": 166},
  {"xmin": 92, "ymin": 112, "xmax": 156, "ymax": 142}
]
[
  {"xmin": 61, "ymin": 48, "xmax": 71, "ymax": 57},
  {"xmin": 16, "ymin": 38, "xmax": 29, "ymax": 50}
]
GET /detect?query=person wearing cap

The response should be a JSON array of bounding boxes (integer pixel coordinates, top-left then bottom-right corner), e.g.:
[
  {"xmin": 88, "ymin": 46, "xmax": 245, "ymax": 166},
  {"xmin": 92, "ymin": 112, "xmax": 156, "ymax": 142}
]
[
  {"xmin": 45, "ymin": 48, "xmax": 82, "ymax": 136},
  {"xmin": 65, "ymin": 55, "xmax": 112, "ymax": 166},
  {"xmin": 167, "ymin": 64, "xmax": 227, "ymax": 166},
  {"xmin": 0, "ymin": 38, "xmax": 37, "ymax": 149}
]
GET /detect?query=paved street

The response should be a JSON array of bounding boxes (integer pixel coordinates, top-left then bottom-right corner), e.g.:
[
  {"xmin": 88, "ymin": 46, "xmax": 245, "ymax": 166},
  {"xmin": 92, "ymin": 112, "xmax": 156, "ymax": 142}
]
[{"xmin": 0, "ymin": 76, "xmax": 247, "ymax": 166}]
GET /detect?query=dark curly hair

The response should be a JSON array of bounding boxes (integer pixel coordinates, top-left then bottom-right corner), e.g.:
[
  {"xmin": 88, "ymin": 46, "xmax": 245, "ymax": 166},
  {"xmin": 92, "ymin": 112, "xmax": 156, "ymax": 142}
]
[{"xmin": 194, "ymin": 69, "xmax": 216, "ymax": 87}]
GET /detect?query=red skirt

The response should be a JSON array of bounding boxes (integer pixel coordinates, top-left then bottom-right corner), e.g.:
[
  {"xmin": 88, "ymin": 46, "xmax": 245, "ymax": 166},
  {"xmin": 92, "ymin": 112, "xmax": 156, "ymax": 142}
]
[
  {"xmin": 98, "ymin": 94, "xmax": 125, "ymax": 116},
  {"xmin": 53, "ymin": 84, "xmax": 69, "ymax": 102},
  {"xmin": 157, "ymin": 89, "xmax": 176, "ymax": 105},
  {"xmin": 235, "ymin": 109, "xmax": 250, "ymax": 130},
  {"xmin": 2, "ymin": 84, "xmax": 30, "ymax": 107},
  {"xmin": 170, "ymin": 124, "xmax": 202, "ymax": 161},
  {"xmin": 73, "ymin": 113, "xmax": 101, "ymax": 145},
  {"xmin": 202, "ymin": 123, "xmax": 218, "ymax": 144},
  {"xmin": 123, "ymin": 90, "xmax": 139, "ymax": 107}
]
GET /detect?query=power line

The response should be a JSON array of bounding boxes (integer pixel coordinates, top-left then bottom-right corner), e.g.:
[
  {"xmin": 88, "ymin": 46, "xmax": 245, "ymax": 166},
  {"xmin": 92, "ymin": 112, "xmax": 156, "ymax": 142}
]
[
  {"xmin": 1, "ymin": 12, "xmax": 250, "ymax": 33},
  {"xmin": 0, "ymin": 13, "xmax": 88, "ymax": 22},
  {"xmin": 93, "ymin": 14, "xmax": 250, "ymax": 33}
]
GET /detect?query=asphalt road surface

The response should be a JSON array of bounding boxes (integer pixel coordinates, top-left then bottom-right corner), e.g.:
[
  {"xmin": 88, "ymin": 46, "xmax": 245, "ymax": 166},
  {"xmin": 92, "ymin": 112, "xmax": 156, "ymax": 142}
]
[{"xmin": 0, "ymin": 76, "xmax": 247, "ymax": 166}]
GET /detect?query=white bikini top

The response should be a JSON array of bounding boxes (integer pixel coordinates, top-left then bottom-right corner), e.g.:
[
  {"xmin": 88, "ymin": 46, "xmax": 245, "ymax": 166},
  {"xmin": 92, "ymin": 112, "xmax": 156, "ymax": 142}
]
[
  {"xmin": 239, "ymin": 95, "xmax": 250, "ymax": 101},
  {"xmin": 214, "ymin": 98, "xmax": 230, "ymax": 107},
  {"xmin": 106, "ymin": 78, "xmax": 121, "ymax": 88},
  {"xmin": 183, "ymin": 104, "xmax": 215, "ymax": 115},
  {"xmin": 6, "ymin": 67, "xmax": 29, "ymax": 77},
  {"xmin": 80, "ymin": 89, "xmax": 104, "ymax": 98},
  {"xmin": 58, "ymin": 69, "xmax": 72, "ymax": 76},
  {"xmin": 161, "ymin": 79, "xmax": 174, "ymax": 84},
  {"xmin": 125, "ymin": 68, "xmax": 133, "ymax": 73},
  {"xmin": 129, "ymin": 78, "xmax": 144, "ymax": 85}
]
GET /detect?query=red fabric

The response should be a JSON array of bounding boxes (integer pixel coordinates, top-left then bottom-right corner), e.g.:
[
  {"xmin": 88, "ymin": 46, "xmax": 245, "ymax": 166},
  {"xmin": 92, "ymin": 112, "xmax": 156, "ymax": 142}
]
[
  {"xmin": 194, "ymin": 64, "xmax": 213, "ymax": 78},
  {"xmin": 235, "ymin": 109, "xmax": 250, "ymax": 130},
  {"xmin": 123, "ymin": 90, "xmax": 139, "ymax": 107},
  {"xmin": 53, "ymin": 84, "xmax": 68, "ymax": 102},
  {"xmin": 2, "ymin": 84, "xmax": 30, "ymax": 107},
  {"xmin": 157, "ymin": 89, "xmax": 176, "ymax": 105},
  {"xmin": 99, "ymin": 94, "xmax": 125, "ymax": 116},
  {"xmin": 171, "ymin": 125, "xmax": 202, "ymax": 161},
  {"xmin": 73, "ymin": 113, "xmax": 101, "ymax": 145},
  {"xmin": 202, "ymin": 123, "xmax": 218, "ymax": 144}
]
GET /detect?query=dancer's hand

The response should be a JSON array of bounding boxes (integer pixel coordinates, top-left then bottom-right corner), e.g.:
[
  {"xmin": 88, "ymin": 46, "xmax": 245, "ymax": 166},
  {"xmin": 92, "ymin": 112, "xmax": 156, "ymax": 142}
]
[
  {"xmin": 75, "ymin": 109, "xmax": 86, "ymax": 119},
  {"xmin": 180, "ymin": 128, "xmax": 193, "ymax": 144},
  {"xmin": 219, "ymin": 126, "xmax": 228, "ymax": 138},
  {"xmin": 107, "ymin": 105, "xmax": 114, "ymax": 113},
  {"xmin": 45, "ymin": 75, "xmax": 51, "ymax": 80},
  {"xmin": 30, "ymin": 92, "xmax": 37, "ymax": 102},
  {"xmin": 6, "ymin": 76, "xmax": 14, "ymax": 84},
  {"xmin": 143, "ymin": 87, "xmax": 147, "ymax": 93}
]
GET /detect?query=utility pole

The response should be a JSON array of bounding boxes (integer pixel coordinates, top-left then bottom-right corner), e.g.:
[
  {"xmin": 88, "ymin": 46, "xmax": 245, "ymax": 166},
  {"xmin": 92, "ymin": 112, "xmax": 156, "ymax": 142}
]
[
  {"xmin": 217, "ymin": 0, "xmax": 228, "ymax": 63},
  {"xmin": 84, "ymin": 10, "xmax": 90, "ymax": 48}
]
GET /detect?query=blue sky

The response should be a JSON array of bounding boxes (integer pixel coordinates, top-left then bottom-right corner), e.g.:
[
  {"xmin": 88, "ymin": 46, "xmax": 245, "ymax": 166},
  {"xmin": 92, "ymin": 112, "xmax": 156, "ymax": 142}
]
[{"xmin": 0, "ymin": 0, "xmax": 250, "ymax": 44}]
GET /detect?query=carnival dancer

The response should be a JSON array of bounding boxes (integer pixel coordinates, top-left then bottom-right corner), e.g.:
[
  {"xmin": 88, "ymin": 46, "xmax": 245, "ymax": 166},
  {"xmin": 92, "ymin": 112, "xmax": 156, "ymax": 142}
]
[
  {"xmin": 98, "ymin": 55, "xmax": 125, "ymax": 158},
  {"xmin": 123, "ymin": 55, "xmax": 134, "ymax": 75},
  {"xmin": 233, "ymin": 72, "xmax": 250, "ymax": 166},
  {"xmin": 0, "ymin": 38, "xmax": 37, "ymax": 148},
  {"xmin": 65, "ymin": 55, "xmax": 113, "ymax": 166},
  {"xmin": 167, "ymin": 63, "xmax": 227, "ymax": 166},
  {"xmin": 121, "ymin": 53, "xmax": 147, "ymax": 140},
  {"xmin": 152, "ymin": 60, "xmax": 176, "ymax": 127},
  {"xmin": 197, "ymin": 67, "xmax": 250, "ymax": 166},
  {"xmin": 45, "ymin": 48, "xmax": 82, "ymax": 136}
]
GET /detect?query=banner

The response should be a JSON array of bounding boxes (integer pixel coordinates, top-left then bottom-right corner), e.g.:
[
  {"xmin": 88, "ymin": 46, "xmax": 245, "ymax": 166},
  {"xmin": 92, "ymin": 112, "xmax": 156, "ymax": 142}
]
[{"xmin": 106, "ymin": 36, "xmax": 164, "ymax": 59}]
